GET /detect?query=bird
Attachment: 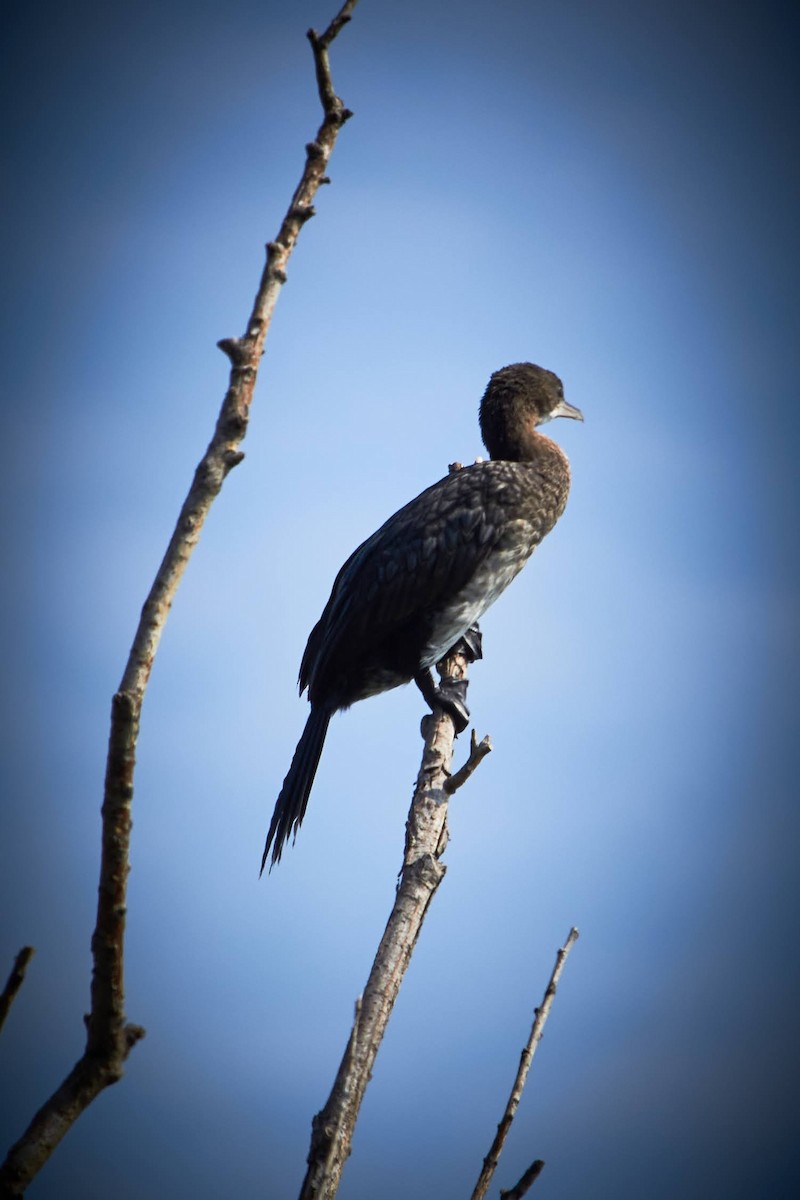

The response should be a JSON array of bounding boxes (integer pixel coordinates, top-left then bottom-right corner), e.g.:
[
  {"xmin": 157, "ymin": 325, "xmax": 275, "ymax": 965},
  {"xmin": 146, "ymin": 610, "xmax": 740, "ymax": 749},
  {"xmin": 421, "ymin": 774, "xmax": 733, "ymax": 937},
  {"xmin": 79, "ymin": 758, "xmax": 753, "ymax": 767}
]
[{"xmin": 262, "ymin": 362, "xmax": 582, "ymax": 871}]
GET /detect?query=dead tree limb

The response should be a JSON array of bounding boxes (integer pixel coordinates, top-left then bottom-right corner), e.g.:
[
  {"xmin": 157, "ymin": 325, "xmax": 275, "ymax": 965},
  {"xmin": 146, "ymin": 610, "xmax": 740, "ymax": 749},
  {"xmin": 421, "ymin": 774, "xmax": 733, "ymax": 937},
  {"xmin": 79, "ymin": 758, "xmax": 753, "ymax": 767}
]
[
  {"xmin": 0, "ymin": 949, "xmax": 35, "ymax": 1038},
  {"xmin": 0, "ymin": 4, "xmax": 358, "ymax": 1195},
  {"xmin": 500, "ymin": 1158, "xmax": 545, "ymax": 1200},
  {"xmin": 299, "ymin": 645, "xmax": 492, "ymax": 1200},
  {"xmin": 469, "ymin": 927, "xmax": 580, "ymax": 1200},
  {"xmin": 445, "ymin": 729, "xmax": 493, "ymax": 794}
]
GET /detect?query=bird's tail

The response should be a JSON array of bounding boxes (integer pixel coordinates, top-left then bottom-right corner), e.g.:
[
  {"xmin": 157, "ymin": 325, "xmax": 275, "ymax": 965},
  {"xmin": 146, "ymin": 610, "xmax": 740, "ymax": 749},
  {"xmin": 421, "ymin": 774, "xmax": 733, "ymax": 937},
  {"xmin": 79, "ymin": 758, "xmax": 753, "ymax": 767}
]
[{"xmin": 261, "ymin": 708, "xmax": 331, "ymax": 874}]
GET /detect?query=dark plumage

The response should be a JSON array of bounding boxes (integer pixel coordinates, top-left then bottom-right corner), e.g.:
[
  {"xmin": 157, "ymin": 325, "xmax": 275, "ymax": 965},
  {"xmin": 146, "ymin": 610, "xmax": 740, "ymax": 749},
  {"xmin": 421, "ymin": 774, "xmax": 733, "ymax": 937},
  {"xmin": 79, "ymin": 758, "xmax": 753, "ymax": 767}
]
[{"xmin": 262, "ymin": 362, "xmax": 582, "ymax": 871}]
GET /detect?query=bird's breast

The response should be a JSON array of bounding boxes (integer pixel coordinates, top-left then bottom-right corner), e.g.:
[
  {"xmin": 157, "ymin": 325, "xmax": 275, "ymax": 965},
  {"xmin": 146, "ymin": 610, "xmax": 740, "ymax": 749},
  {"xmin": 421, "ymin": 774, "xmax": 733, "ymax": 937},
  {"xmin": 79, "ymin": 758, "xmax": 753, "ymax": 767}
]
[{"xmin": 419, "ymin": 543, "xmax": 533, "ymax": 669}]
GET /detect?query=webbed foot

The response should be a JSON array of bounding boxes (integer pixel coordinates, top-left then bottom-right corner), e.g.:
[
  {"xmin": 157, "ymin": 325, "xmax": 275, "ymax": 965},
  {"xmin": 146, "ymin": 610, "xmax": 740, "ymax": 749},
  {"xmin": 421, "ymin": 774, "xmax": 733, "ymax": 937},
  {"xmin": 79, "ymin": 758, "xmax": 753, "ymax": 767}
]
[
  {"xmin": 435, "ymin": 675, "xmax": 470, "ymax": 732},
  {"xmin": 457, "ymin": 623, "xmax": 483, "ymax": 663},
  {"xmin": 414, "ymin": 669, "xmax": 470, "ymax": 734}
]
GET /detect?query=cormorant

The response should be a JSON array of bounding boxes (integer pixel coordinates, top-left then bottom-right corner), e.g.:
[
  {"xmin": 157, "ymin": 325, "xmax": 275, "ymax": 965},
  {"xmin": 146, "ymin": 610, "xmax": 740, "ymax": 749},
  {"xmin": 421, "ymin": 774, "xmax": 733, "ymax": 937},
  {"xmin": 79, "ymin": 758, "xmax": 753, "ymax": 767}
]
[{"xmin": 262, "ymin": 362, "xmax": 582, "ymax": 871}]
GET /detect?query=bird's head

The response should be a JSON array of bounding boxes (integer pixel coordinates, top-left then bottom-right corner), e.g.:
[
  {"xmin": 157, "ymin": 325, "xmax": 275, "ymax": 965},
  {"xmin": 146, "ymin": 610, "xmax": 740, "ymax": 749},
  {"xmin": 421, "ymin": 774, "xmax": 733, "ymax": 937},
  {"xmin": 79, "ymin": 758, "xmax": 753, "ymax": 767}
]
[{"xmin": 479, "ymin": 362, "xmax": 583, "ymax": 461}]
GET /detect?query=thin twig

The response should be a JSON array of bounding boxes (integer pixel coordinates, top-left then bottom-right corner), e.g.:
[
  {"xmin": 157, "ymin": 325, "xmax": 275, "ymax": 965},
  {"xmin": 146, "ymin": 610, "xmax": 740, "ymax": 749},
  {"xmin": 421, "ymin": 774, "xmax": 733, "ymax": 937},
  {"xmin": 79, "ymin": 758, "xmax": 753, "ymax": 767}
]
[
  {"xmin": 500, "ymin": 1159, "xmax": 545, "ymax": 1200},
  {"xmin": 0, "ymin": 5, "xmax": 358, "ymax": 1195},
  {"xmin": 469, "ymin": 927, "xmax": 579, "ymax": 1200},
  {"xmin": 0, "ymin": 949, "xmax": 35, "ymax": 1037},
  {"xmin": 444, "ymin": 729, "xmax": 492, "ymax": 794},
  {"xmin": 299, "ymin": 643, "xmax": 476, "ymax": 1200},
  {"xmin": 315, "ymin": 0, "xmax": 358, "ymax": 49}
]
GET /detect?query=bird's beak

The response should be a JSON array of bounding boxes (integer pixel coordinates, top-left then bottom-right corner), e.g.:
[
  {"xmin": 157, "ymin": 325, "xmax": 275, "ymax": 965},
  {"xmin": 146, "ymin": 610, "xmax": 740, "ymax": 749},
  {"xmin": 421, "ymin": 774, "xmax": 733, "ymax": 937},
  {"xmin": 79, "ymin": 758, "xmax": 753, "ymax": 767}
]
[{"xmin": 551, "ymin": 398, "xmax": 584, "ymax": 422}]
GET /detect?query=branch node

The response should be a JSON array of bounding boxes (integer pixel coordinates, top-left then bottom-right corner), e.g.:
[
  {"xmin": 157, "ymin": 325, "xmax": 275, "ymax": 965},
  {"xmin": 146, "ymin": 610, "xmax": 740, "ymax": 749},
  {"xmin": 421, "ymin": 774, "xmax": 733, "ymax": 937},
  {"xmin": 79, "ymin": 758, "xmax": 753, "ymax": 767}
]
[
  {"xmin": 111, "ymin": 688, "xmax": 136, "ymax": 720},
  {"xmin": 217, "ymin": 337, "xmax": 249, "ymax": 366},
  {"xmin": 266, "ymin": 239, "xmax": 287, "ymax": 259},
  {"xmin": 124, "ymin": 1024, "xmax": 147, "ymax": 1053},
  {"xmin": 264, "ymin": 250, "xmax": 289, "ymax": 284},
  {"xmin": 306, "ymin": 140, "xmax": 326, "ymax": 159},
  {"xmin": 291, "ymin": 203, "xmax": 317, "ymax": 224},
  {"xmin": 407, "ymin": 852, "xmax": 445, "ymax": 888},
  {"xmin": 313, "ymin": 0, "xmax": 355, "ymax": 51}
]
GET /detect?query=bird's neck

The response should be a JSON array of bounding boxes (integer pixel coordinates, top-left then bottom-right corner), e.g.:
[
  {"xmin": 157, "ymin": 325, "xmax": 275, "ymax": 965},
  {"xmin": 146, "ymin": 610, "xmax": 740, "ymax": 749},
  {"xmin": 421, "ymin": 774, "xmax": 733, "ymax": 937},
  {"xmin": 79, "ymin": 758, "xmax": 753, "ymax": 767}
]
[{"xmin": 490, "ymin": 427, "xmax": 569, "ymax": 475}]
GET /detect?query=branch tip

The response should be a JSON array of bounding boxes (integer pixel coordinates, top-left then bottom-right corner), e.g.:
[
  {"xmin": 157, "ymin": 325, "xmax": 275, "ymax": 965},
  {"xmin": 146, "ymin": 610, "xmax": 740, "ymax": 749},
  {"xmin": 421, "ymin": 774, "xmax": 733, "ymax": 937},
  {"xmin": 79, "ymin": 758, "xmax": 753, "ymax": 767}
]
[
  {"xmin": 0, "ymin": 946, "xmax": 36, "ymax": 1036},
  {"xmin": 444, "ymin": 730, "xmax": 492, "ymax": 794},
  {"xmin": 469, "ymin": 932, "xmax": 579, "ymax": 1200},
  {"xmin": 500, "ymin": 1159, "xmax": 546, "ymax": 1200}
]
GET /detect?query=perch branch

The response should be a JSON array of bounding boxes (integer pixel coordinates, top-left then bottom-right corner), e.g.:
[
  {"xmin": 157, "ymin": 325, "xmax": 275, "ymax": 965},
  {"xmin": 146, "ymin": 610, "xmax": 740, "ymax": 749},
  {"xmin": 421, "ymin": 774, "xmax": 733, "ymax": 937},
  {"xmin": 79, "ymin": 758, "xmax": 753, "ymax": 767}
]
[
  {"xmin": 469, "ymin": 927, "xmax": 579, "ymax": 1200},
  {"xmin": 445, "ymin": 729, "xmax": 492, "ymax": 794},
  {"xmin": 0, "ymin": 4, "xmax": 358, "ymax": 1194},
  {"xmin": 299, "ymin": 643, "xmax": 478, "ymax": 1200},
  {"xmin": 0, "ymin": 949, "xmax": 35, "ymax": 1037},
  {"xmin": 500, "ymin": 1159, "xmax": 545, "ymax": 1200}
]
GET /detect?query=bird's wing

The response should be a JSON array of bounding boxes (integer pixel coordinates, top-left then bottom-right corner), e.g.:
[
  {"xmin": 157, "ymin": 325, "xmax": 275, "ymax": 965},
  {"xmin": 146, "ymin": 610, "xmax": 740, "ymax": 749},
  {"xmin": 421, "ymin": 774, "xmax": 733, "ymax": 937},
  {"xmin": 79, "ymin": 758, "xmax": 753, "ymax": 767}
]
[{"xmin": 299, "ymin": 462, "xmax": 527, "ymax": 693}]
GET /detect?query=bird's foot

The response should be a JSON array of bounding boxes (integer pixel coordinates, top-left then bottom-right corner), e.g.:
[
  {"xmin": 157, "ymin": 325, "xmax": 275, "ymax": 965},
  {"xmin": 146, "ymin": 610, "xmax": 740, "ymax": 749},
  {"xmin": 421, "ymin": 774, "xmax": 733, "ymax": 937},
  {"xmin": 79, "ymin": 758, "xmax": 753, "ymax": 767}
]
[
  {"xmin": 458, "ymin": 623, "xmax": 483, "ymax": 663},
  {"xmin": 435, "ymin": 676, "xmax": 470, "ymax": 733},
  {"xmin": 414, "ymin": 669, "xmax": 471, "ymax": 734}
]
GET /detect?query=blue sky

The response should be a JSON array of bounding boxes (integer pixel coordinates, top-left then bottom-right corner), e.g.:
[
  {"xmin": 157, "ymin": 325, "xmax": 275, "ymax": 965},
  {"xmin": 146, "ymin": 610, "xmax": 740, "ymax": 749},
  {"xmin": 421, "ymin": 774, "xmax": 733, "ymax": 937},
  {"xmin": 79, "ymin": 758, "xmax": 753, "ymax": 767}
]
[{"xmin": 2, "ymin": 1, "xmax": 798, "ymax": 1196}]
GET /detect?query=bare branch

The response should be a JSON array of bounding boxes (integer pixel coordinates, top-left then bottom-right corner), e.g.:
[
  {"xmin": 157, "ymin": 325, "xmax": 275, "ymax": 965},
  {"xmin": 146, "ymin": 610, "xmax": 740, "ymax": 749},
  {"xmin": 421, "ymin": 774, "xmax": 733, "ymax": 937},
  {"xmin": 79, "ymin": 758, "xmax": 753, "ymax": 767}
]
[
  {"xmin": 469, "ymin": 927, "xmax": 579, "ymax": 1200},
  {"xmin": 0, "ymin": 949, "xmax": 35, "ymax": 1037},
  {"xmin": 299, "ymin": 644, "xmax": 477, "ymax": 1200},
  {"xmin": 500, "ymin": 1159, "xmax": 545, "ymax": 1200},
  {"xmin": 308, "ymin": 0, "xmax": 359, "ymax": 109},
  {"xmin": 444, "ymin": 729, "xmax": 492, "ymax": 794},
  {"xmin": 312, "ymin": 0, "xmax": 358, "ymax": 51},
  {"xmin": 0, "ymin": 6, "xmax": 358, "ymax": 1194}
]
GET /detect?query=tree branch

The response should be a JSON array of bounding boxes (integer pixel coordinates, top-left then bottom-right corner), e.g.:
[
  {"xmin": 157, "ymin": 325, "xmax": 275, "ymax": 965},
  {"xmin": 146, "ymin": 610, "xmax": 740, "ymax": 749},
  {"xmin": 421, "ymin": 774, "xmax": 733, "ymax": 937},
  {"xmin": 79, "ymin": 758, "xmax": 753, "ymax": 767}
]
[
  {"xmin": 0, "ymin": 949, "xmax": 35, "ymax": 1037},
  {"xmin": 445, "ymin": 729, "xmax": 492, "ymax": 794},
  {"xmin": 469, "ymin": 927, "xmax": 579, "ymax": 1200},
  {"xmin": 299, "ymin": 643, "xmax": 479, "ymax": 1200},
  {"xmin": 0, "ymin": 5, "xmax": 358, "ymax": 1194},
  {"xmin": 500, "ymin": 1158, "xmax": 545, "ymax": 1200}
]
